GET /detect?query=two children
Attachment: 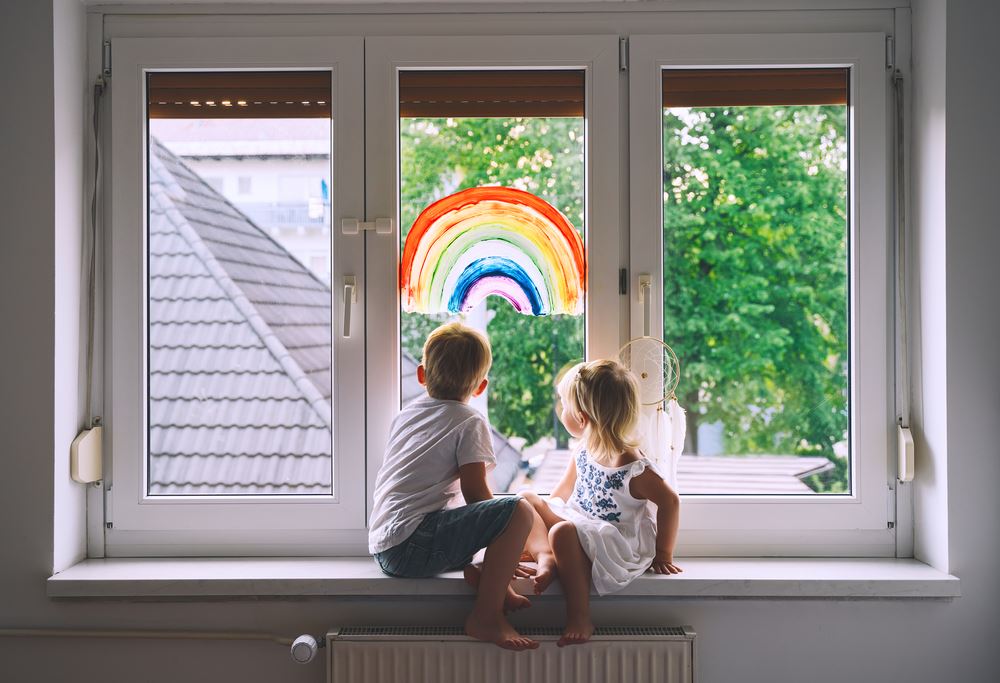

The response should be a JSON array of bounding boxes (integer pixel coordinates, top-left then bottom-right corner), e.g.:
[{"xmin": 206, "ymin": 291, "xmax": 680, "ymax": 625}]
[{"xmin": 368, "ymin": 322, "xmax": 681, "ymax": 650}]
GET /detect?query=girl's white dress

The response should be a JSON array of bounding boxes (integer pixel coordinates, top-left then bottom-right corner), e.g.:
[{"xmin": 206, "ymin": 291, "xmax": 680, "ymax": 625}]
[{"xmin": 546, "ymin": 449, "xmax": 660, "ymax": 596}]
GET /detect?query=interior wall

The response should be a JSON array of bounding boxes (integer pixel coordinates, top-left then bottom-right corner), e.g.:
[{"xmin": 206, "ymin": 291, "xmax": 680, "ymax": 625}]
[
  {"xmin": 910, "ymin": 0, "xmax": 948, "ymax": 573},
  {"xmin": 2, "ymin": 1, "xmax": 1000, "ymax": 682},
  {"xmin": 0, "ymin": 0, "xmax": 59, "ymax": 625},
  {"xmin": 940, "ymin": 0, "xmax": 1000, "ymax": 665},
  {"xmin": 52, "ymin": 0, "xmax": 89, "ymax": 575}
]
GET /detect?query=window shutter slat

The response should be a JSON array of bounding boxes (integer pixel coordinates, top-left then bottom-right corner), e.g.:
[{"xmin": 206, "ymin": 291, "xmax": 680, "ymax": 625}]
[
  {"xmin": 399, "ymin": 70, "xmax": 585, "ymax": 118},
  {"xmin": 662, "ymin": 68, "xmax": 848, "ymax": 108},
  {"xmin": 148, "ymin": 72, "xmax": 331, "ymax": 119}
]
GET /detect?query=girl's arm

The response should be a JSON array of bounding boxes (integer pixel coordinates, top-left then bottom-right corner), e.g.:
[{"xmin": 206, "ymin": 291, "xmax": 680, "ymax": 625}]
[
  {"xmin": 629, "ymin": 470, "xmax": 682, "ymax": 575},
  {"xmin": 550, "ymin": 456, "xmax": 578, "ymax": 502}
]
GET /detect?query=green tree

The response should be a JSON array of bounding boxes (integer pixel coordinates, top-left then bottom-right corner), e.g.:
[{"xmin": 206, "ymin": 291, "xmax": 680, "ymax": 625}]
[
  {"xmin": 400, "ymin": 117, "xmax": 584, "ymax": 446},
  {"xmin": 662, "ymin": 105, "xmax": 849, "ymax": 488}
]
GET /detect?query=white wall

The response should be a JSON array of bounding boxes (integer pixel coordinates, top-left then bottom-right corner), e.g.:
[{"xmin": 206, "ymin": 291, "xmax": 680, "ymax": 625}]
[
  {"xmin": 910, "ymin": 0, "xmax": 949, "ymax": 574},
  {"xmin": 2, "ymin": 1, "xmax": 1000, "ymax": 681}
]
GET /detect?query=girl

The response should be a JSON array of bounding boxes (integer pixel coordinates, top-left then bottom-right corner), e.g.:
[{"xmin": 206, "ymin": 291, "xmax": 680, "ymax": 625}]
[{"xmin": 524, "ymin": 359, "xmax": 682, "ymax": 646}]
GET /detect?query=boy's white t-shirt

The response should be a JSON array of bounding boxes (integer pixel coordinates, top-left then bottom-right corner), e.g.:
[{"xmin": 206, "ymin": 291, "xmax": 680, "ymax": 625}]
[{"xmin": 368, "ymin": 394, "xmax": 496, "ymax": 554}]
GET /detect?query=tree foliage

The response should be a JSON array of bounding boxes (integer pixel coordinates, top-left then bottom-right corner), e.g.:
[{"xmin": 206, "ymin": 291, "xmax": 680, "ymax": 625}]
[
  {"xmin": 400, "ymin": 118, "xmax": 584, "ymax": 446},
  {"xmin": 399, "ymin": 107, "xmax": 851, "ymax": 492},
  {"xmin": 662, "ymin": 106, "xmax": 849, "ymax": 488}
]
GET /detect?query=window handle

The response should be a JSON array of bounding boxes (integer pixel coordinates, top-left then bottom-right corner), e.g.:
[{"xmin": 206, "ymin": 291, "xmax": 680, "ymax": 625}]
[
  {"xmin": 343, "ymin": 276, "xmax": 357, "ymax": 338},
  {"xmin": 341, "ymin": 217, "xmax": 393, "ymax": 235},
  {"xmin": 638, "ymin": 273, "xmax": 652, "ymax": 337}
]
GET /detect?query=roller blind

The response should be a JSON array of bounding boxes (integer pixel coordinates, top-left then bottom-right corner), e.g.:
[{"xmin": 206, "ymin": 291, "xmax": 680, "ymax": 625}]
[
  {"xmin": 662, "ymin": 68, "xmax": 848, "ymax": 108},
  {"xmin": 147, "ymin": 72, "xmax": 331, "ymax": 119},
  {"xmin": 399, "ymin": 70, "xmax": 585, "ymax": 118}
]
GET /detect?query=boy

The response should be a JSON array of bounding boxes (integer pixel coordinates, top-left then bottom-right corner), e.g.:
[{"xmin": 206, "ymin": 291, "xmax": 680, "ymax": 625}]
[{"xmin": 369, "ymin": 322, "xmax": 545, "ymax": 650}]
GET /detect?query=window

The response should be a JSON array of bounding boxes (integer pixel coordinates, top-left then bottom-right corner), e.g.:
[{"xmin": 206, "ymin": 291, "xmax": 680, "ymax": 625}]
[
  {"xmin": 630, "ymin": 34, "xmax": 892, "ymax": 555},
  {"xmin": 364, "ymin": 36, "xmax": 622, "ymax": 531},
  {"xmin": 661, "ymin": 68, "xmax": 850, "ymax": 495},
  {"xmin": 107, "ymin": 37, "xmax": 366, "ymax": 553},
  {"xmin": 103, "ymin": 29, "xmax": 894, "ymax": 558},
  {"xmin": 396, "ymin": 70, "xmax": 587, "ymax": 494}
]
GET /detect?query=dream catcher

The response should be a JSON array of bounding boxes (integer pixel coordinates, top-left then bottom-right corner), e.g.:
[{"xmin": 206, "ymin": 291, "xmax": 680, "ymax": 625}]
[{"xmin": 618, "ymin": 335, "xmax": 685, "ymax": 490}]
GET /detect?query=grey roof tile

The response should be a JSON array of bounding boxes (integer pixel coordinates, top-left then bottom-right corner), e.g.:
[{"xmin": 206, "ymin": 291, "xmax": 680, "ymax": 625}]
[
  {"xmin": 150, "ymin": 372, "xmax": 304, "ymax": 401},
  {"xmin": 150, "ymin": 398, "xmax": 326, "ymax": 428},
  {"xmin": 149, "ymin": 454, "xmax": 331, "ymax": 489},
  {"xmin": 150, "ymin": 425, "xmax": 332, "ymax": 457}
]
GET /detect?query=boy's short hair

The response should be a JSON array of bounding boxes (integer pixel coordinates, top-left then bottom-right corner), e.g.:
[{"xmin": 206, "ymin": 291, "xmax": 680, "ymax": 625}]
[{"xmin": 422, "ymin": 322, "xmax": 492, "ymax": 401}]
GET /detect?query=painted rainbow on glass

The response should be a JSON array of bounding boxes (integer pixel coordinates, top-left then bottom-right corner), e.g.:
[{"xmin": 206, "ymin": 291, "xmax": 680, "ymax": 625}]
[{"xmin": 400, "ymin": 187, "xmax": 586, "ymax": 317}]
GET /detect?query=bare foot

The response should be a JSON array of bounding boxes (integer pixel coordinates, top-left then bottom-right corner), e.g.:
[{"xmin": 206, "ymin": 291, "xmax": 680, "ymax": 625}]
[
  {"xmin": 531, "ymin": 551, "xmax": 557, "ymax": 594},
  {"xmin": 464, "ymin": 564, "xmax": 531, "ymax": 613},
  {"xmin": 465, "ymin": 613, "xmax": 539, "ymax": 651},
  {"xmin": 557, "ymin": 615, "xmax": 594, "ymax": 647}
]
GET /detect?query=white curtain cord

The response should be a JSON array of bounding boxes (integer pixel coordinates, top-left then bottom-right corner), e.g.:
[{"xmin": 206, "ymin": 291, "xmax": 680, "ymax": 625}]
[
  {"xmin": 893, "ymin": 69, "xmax": 910, "ymax": 430},
  {"xmin": 84, "ymin": 77, "xmax": 104, "ymax": 429}
]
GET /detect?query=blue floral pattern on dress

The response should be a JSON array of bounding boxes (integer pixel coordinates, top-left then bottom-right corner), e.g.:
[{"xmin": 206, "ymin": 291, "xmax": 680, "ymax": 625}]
[{"xmin": 572, "ymin": 450, "xmax": 628, "ymax": 524}]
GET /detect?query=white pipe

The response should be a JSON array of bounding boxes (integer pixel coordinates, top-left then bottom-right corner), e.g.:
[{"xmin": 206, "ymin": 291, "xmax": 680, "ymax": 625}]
[{"xmin": 0, "ymin": 628, "xmax": 295, "ymax": 647}]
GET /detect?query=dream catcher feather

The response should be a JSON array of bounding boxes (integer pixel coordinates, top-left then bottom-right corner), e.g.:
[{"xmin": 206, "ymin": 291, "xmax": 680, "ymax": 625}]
[{"xmin": 617, "ymin": 305, "xmax": 686, "ymax": 490}]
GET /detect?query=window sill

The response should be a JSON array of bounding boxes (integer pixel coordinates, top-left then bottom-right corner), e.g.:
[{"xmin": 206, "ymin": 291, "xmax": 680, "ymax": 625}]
[{"xmin": 48, "ymin": 557, "xmax": 959, "ymax": 599}]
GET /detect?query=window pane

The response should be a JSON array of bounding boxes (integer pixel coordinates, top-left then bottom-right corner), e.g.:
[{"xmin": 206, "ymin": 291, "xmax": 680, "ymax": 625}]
[
  {"xmin": 662, "ymin": 69, "xmax": 849, "ymax": 495},
  {"xmin": 147, "ymin": 71, "xmax": 333, "ymax": 495},
  {"xmin": 398, "ymin": 70, "xmax": 586, "ymax": 495}
]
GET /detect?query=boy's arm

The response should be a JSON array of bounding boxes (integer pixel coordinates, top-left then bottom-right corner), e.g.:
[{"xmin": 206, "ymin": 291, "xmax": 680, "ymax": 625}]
[
  {"xmin": 459, "ymin": 462, "xmax": 493, "ymax": 504},
  {"xmin": 629, "ymin": 470, "xmax": 683, "ymax": 575}
]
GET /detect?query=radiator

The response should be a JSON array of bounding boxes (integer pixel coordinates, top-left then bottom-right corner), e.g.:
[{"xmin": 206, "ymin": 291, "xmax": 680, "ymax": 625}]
[{"xmin": 327, "ymin": 626, "xmax": 696, "ymax": 683}]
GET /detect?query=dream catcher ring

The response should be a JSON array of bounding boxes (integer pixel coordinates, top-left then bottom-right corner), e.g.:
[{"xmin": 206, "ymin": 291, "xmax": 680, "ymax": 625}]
[{"xmin": 617, "ymin": 336, "xmax": 680, "ymax": 408}]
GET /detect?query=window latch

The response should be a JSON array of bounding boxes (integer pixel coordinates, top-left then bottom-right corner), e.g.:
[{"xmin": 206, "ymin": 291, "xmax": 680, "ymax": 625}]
[{"xmin": 341, "ymin": 217, "xmax": 393, "ymax": 236}]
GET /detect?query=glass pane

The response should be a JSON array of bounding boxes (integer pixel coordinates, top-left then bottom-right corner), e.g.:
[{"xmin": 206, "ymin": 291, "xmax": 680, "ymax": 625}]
[
  {"xmin": 398, "ymin": 70, "xmax": 586, "ymax": 495},
  {"xmin": 147, "ymin": 71, "xmax": 333, "ymax": 495},
  {"xmin": 662, "ymin": 69, "xmax": 850, "ymax": 495}
]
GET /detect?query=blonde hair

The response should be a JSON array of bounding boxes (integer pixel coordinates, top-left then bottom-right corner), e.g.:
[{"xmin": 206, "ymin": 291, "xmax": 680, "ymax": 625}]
[
  {"xmin": 421, "ymin": 322, "xmax": 492, "ymax": 401},
  {"xmin": 566, "ymin": 359, "xmax": 640, "ymax": 461}
]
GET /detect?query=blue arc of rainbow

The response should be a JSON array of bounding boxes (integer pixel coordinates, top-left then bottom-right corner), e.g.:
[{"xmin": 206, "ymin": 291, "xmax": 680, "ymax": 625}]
[{"xmin": 447, "ymin": 256, "xmax": 545, "ymax": 315}]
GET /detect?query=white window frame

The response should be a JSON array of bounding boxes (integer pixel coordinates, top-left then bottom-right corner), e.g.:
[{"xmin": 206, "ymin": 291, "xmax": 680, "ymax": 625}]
[
  {"xmin": 363, "ymin": 35, "xmax": 624, "ymax": 518},
  {"xmin": 97, "ymin": 21, "xmax": 901, "ymax": 560},
  {"xmin": 629, "ymin": 33, "xmax": 894, "ymax": 556},
  {"xmin": 106, "ymin": 37, "xmax": 369, "ymax": 555}
]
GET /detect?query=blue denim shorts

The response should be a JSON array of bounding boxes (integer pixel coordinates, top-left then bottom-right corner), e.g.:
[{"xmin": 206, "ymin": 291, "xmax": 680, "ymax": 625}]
[{"xmin": 374, "ymin": 496, "xmax": 522, "ymax": 578}]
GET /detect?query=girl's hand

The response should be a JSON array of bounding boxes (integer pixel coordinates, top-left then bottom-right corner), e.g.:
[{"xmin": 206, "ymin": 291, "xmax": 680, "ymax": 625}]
[{"xmin": 650, "ymin": 555, "xmax": 683, "ymax": 575}]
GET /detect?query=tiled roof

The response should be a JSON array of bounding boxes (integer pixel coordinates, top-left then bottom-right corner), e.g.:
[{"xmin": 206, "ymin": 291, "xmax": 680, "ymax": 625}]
[
  {"xmin": 148, "ymin": 138, "xmax": 331, "ymax": 494},
  {"xmin": 149, "ymin": 138, "xmax": 522, "ymax": 495}
]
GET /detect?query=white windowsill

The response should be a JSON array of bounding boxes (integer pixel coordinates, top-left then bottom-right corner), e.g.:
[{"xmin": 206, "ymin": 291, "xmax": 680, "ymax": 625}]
[{"xmin": 47, "ymin": 557, "xmax": 959, "ymax": 599}]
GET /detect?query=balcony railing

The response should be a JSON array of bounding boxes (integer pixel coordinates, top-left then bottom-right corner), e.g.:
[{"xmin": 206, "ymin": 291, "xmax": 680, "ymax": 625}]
[{"xmin": 238, "ymin": 202, "xmax": 329, "ymax": 229}]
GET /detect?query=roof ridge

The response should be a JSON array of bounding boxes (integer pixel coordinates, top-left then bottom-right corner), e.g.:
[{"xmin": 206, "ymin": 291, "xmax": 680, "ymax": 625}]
[
  {"xmin": 151, "ymin": 142, "xmax": 332, "ymax": 430},
  {"xmin": 154, "ymin": 137, "xmax": 330, "ymax": 292}
]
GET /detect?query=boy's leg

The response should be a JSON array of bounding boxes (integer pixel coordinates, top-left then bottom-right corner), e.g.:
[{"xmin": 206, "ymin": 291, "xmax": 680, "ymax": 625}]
[
  {"xmin": 462, "ymin": 564, "xmax": 531, "ymax": 613},
  {"xmin": 465, "ymin": 499, "xmax": 540, "ymax": 651},
  {"xmin": 549, "ymin": 520, "xmax": 595, "ymax": 647}
]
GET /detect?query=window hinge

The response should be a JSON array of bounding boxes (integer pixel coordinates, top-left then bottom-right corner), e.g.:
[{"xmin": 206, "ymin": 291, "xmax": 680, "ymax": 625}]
[
  {"xmin": 619, "ymin": 37, "xmax": 628, "ymax": 72},
  {"xmin": 619, "ymin": 267, "xmax": 628, "ymax": 295},
  {"xmin": 885, "ymin": 35, "xmax": 895, "ymax": 71},
  {"xmin": 102, "ymin": 40, "xmax": 111, "ymax": 78}
]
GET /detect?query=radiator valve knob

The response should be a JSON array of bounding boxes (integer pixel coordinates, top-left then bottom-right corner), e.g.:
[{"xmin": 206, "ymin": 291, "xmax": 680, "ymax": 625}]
[{"xmin": 291, "ymin": 634, "xmax": 318, "ymax": 664}]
